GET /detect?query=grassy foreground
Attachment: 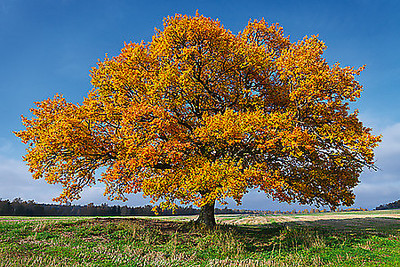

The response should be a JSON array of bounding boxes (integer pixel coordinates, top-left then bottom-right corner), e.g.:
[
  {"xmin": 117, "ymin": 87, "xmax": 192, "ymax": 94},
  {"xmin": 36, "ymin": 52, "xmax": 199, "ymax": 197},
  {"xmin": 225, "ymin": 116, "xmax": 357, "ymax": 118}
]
[{"xmin": 0, "ymin": 211, "xmax": 399, "ymax": 266}]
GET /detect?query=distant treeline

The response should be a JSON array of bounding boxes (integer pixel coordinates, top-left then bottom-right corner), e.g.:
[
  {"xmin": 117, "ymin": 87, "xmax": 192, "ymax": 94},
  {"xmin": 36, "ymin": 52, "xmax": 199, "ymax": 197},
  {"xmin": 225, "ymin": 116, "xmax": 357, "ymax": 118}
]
[
  {"xmin": 0, "ymin": 198, "xmax": 244, "ymax": 217},
  {"xmin": 246, "ymin": 207, "xmax": 368, "ymax": 215},
  {"xmin": 376, "ymin": 199, "xmax": 400, "ymax": 210},
  {"xmin": 0, "ymin": 198, "xmax": 369, "ymax": 216}
]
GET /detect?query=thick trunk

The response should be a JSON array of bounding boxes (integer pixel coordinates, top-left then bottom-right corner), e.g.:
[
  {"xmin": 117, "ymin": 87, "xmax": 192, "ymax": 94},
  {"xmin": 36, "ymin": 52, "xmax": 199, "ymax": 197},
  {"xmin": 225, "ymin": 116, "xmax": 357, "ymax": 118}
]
[{"xmin": 195, "ymin": 201, "xmax": 216, "ymax": 228}]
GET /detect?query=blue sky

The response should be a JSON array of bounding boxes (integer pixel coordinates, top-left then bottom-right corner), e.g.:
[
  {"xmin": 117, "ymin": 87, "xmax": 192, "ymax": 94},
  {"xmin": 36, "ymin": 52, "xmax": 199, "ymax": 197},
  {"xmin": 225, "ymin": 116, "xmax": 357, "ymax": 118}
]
[{"xmin": 1, "ymin": 0, "xmax": 399, "ymax": 211}]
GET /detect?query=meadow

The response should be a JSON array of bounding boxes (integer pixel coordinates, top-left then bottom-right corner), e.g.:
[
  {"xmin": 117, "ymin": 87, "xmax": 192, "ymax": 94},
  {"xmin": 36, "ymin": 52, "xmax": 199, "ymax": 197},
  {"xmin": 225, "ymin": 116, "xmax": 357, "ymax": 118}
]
[{"xmin": 1, "ymin": 210, "xmax": 399, "ymax": 266}]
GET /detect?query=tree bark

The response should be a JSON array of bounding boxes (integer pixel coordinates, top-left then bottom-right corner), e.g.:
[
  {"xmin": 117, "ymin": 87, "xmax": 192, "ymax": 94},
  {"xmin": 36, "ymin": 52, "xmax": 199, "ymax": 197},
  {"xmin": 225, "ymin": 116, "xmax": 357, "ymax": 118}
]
[{"xmin": 195, "ymin": 201, "xmax": 216, "ymax": 228}]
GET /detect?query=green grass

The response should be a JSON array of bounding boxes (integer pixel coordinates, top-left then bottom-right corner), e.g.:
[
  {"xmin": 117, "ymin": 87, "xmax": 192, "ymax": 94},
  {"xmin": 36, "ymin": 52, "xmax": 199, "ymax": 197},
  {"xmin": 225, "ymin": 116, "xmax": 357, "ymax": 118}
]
[{"xmin": 0, "ymin": 212, "xmax": 399, "ymax": 266}]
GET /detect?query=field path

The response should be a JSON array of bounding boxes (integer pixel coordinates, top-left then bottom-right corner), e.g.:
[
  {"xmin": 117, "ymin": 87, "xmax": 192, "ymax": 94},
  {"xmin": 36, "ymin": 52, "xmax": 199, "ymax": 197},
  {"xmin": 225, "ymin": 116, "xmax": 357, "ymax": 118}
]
[{"xmin": 213, "ymin": 210, "xmax": 400, "ymax": 227}]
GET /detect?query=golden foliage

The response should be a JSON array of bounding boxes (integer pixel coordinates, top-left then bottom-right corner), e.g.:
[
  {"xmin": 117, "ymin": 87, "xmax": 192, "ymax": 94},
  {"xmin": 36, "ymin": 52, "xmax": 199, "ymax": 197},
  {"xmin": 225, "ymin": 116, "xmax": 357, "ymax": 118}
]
[{"xmin": 15, "ymin": 13, "xmax": 380, "ymax": 210}]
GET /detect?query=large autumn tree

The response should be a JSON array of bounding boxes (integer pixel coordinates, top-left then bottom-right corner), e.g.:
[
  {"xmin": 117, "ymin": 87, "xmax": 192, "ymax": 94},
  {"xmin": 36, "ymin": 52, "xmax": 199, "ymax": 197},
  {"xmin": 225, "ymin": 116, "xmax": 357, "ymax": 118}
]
[{"xmin": 16, "ymin": 13, "xmax": 380, "ymax": 227}]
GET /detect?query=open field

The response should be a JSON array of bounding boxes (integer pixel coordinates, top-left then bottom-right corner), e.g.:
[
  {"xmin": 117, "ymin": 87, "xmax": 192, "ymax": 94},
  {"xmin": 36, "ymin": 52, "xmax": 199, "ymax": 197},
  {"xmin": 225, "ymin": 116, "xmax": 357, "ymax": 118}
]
[{"xmin": 1, "ymin": 210, "xmax": 400, "ymax": 266}]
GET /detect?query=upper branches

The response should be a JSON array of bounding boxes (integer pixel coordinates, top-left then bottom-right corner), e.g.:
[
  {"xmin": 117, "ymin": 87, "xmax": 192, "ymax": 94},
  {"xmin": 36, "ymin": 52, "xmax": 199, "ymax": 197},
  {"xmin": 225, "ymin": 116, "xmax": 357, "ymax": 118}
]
[{"xmin": 16, "ymin": 13, "xmax": 380, "ymax": 210}]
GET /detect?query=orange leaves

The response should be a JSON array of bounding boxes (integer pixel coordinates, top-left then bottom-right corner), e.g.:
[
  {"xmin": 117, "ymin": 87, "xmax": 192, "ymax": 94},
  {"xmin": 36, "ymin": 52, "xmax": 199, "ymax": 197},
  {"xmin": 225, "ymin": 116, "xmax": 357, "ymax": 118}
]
[
  {"xmin": 193, "ymin": 109, "xmax": 311, "ymax": 157},
  {"xmin": 16, "ymin": 13, "xmax": 380, "ymax": 211},
  {"xmin": 241, "ymin": 18, "xmax": 290, "ymax": 57},
  {"xmin": 15, "ymin": 94, "xmax": 109, "ymax": 203},
  {"xmin": 194, "ymin": 109, "xmax": 259, "ymax": 146},
  {"xmin": 141, "ymin": 156, "xmax": 248, "ymax": 208}
]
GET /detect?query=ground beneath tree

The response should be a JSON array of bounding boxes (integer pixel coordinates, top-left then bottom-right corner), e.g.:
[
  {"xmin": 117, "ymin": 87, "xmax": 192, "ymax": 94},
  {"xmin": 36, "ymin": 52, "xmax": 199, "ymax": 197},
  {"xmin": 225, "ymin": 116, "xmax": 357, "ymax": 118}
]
[
  {"xmin": 1, "ymin": 209, "xmax": 399, "ymax": 266},
  {"xmin": 1, "ymin": 209, "xmax": 399, "ymax": 227},
  {"xmin": 154, "ymin": 209, "xmax": 400, "ymax": 228}
]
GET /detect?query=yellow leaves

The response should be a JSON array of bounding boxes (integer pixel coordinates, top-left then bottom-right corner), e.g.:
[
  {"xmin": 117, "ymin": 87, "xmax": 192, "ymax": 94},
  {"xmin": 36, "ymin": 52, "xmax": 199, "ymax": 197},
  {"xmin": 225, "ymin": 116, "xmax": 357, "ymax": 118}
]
[
  {"xmin": 138, "ymin": 155, "xmax": 250, "ymax": 208},
  {"xmin": 241, "ymin": 18, "xmax": 290, "ymax": 59},
  {"xmin": 195, "ymin": 109, "xmax": 252, "ymax": 146},
  {"xmin": 15, "ymin": 12, "xmax": 380, "ymax": 211}
]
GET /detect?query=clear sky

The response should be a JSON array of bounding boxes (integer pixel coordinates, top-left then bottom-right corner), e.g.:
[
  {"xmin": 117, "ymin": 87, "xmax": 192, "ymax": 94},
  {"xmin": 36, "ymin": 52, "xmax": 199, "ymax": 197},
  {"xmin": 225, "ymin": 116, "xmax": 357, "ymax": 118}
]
[{"xmin": 1, "ymin": 0, "xmax": 399, "ymax": 211}]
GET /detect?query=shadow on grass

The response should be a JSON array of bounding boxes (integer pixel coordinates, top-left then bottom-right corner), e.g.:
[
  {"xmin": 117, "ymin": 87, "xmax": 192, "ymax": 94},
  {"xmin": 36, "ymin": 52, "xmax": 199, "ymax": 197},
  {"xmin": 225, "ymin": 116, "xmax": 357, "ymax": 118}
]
[
  {"xmin": 2, "ymin": 216, "xmax": 399, "ymax": 267},
  {"xmin": 230, "ymin": 216, "xmax": 400, "ymax": 252},
  {"xmin": 46, "ymin": 216, "xmax": 400, "ymax": 255}
]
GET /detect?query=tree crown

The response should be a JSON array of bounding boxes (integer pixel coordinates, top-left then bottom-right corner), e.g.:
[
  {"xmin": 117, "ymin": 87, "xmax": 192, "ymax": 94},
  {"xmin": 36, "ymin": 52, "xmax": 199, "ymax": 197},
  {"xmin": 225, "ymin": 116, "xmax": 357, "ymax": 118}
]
[{"xmin": 16, "ymin": 13, "xmax": 381, "ymax": 211}]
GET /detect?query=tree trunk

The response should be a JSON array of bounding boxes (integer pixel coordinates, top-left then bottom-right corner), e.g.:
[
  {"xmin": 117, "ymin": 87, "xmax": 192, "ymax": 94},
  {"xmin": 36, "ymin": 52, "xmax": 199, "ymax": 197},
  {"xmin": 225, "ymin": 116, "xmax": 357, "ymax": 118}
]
[{"xmin": 195, "ymin": 201, "xmax": 216, "ymax": 228}]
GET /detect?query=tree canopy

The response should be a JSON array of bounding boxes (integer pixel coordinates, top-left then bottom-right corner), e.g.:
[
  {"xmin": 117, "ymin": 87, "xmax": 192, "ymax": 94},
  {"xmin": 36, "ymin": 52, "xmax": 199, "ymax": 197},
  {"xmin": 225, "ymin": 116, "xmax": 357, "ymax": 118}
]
[{"xmin": 16, "ymin": 13, "xmax": 380, "ymax": 226}]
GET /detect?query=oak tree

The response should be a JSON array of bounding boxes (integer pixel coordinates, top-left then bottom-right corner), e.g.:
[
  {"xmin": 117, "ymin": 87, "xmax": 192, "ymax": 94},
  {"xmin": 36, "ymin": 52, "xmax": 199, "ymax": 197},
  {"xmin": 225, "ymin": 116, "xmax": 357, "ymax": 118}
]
[{"xmin": 16, "ymin": 13, "xmax": 381, "ymax": 227}]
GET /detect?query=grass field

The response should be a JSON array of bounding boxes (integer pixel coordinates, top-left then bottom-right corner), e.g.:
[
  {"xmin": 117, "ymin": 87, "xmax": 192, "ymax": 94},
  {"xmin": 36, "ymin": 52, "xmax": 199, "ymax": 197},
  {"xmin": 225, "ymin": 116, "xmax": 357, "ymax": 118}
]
[{"xmin": 1, "ymin": 210, "xmax": 399, "ymax": 266}]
